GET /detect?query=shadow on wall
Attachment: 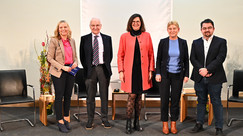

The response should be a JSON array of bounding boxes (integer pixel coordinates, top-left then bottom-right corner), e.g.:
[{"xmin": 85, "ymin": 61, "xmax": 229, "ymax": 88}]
[
  {"xmin": 225, "ymin": 46, "xmax": 243, "ymax": 86},
  {"xmin": 0, "ymin": 47, "xmax": 10, "ymax": 70},
  {"xmin": 0, "ymin": 42, "xmax": 40, "ymax": 98}
]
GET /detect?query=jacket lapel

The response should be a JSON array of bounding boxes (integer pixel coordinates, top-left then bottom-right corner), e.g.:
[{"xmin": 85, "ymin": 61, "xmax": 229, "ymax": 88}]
[
  {"xmin": 87, "ymin": 33, "xmax": 92, "ymax": 49},
  {"xmin": 178, "ymin": 37, "xmax": 183, "ymax": 58},
  {"xmin": 198, "ymin": 38, "xmax": 205, "ymax": 65},
  {"xmin": 87, "ymin": 34, "xmax": 93, "ymax": 60},
  {"xmin": 206, "ymin": 36, "xmax": 216, "ymax": 61},
  {"xmin": 100, "ymin": 33, "xmax": 106, "ymax": 55},
  {"xmin": 58, "ymin": 39, "xmax": 65, "ymax": 60},
  {"xmin": 70, "ymin": 39, "xmax": 76, "ymax": 61},
  {"xmin": 165, "ymin": 37, "xmax": 169, "ymax": 58}
]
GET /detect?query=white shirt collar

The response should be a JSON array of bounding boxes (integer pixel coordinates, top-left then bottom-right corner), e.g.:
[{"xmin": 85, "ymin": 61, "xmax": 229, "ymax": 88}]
[
  {"xmin": 92, "ymin": 33, "xmax": 101, "ymax": 37},
  {"xmin": 202, "ymin": 35, "xmax": 214, "ymax": 42}
]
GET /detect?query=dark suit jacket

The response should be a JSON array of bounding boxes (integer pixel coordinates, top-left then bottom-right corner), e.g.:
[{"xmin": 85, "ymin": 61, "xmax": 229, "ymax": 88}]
[
  {"xmin": 80, "ymin": 33, "xmax": 113, "ymax": 78},
  {"xmin": 190, "ymin": 36, "xmax": 227, "ymax": 84},
  {"xmin": 156, "ymin": 37, "xmax": 189, "ymax": 79}
]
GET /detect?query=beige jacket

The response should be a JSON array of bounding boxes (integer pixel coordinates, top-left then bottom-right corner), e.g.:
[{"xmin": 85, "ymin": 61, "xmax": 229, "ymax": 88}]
[{"xmin": 47, "ymin": 38, "xmax": 78, "ymax": 78}]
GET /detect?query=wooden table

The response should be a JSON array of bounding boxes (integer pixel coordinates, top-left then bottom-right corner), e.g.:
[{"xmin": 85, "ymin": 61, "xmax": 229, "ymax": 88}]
[
  {"xmin": 112, "ymin": 91, "xmax": 128, "ymax": 120},
  {"xmin": 39, "ymin": 95, "xmax": 70, "ymax": 126},
  {"xmin": 180, "ymin": 88, "xmax": 213, "ymax": 125}
]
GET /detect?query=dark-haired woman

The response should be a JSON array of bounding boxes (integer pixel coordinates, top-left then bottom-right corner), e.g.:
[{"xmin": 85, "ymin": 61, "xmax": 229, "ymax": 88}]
[{"xmin": 117, "ymin": 13, "xmax": 155, "ymax": 134}]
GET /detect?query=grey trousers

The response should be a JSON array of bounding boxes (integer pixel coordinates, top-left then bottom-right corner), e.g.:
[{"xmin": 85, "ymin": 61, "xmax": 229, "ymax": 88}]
[{"xmin": 85, "ymin": 65, "xmax": 110, "ymax": 122}]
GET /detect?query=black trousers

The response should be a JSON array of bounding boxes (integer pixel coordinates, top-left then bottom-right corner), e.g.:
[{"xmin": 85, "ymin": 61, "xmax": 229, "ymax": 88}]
[
  {"xmin": 85, "ymin": 65, "xmax": 110, "ymax": 122},
  {"xmin": 51, "ymin": 71, "xmax": 75, "ymax": 121},
  {"xmin": 159, "ymin": 72, "xmax": 183, "ymax": 121}
]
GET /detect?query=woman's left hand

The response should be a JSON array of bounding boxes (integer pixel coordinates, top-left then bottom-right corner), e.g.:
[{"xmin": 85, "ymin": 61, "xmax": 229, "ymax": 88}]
[
  {"xmin": 149, "ymin": 71, "xmax": 153, "ymax": 81},
  {"xmin": 183, "ymin": 77, "xmax": 189, "ymax": 83},
  {"xmin": 71, "ymin": 63, "xmax": 78, "ymax": 69}
]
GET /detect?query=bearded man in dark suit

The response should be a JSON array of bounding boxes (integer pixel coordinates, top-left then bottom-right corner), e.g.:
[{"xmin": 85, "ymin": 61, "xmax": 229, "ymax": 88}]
[{"xmin": 190, "ymin": 19, "xmax": 227, "ymax": 136}]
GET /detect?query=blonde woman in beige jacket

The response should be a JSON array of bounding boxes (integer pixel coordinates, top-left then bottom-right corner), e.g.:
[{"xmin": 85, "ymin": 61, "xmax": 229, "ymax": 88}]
[{"xmin": 47, "ymin": 20, "xmax": 78, "ymax": 133}]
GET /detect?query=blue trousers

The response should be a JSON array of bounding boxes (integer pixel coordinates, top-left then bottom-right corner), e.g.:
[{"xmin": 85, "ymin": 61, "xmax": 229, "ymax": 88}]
[{"xmin": 194, "ymin": 78, "xmax": 223, "ymax": 129}]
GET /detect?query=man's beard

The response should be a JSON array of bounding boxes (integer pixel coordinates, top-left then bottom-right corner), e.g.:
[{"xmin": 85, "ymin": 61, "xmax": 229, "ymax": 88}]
[{"xmin": 204, "ymin": 32, "xmax": 212, "ymax": 37}]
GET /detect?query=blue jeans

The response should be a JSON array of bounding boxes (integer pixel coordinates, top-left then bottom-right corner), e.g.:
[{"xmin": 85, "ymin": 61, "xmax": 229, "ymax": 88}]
[{"xmin": 194, "ymin": 78, "xmax": 223, "ymax": 129}]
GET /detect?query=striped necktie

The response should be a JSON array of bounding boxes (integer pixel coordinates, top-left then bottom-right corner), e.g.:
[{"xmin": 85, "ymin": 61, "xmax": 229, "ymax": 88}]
[{"xmin": 93, "ymin": 35, "xmax": 99, "ymax": 66}]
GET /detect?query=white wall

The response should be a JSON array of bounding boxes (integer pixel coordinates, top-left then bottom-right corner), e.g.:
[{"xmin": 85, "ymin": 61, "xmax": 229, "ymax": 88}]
[
  {"xmin": 0, "ymin": 0, "xmax": 80, "ymax": 99},
  {"xmin": 1, "ymin": 0, "xmax": 243, "ymax": 100}
]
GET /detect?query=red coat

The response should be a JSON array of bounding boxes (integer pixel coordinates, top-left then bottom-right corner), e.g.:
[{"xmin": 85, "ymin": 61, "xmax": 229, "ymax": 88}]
[{"xmin": 117, "ymin": 32, "xmax": 155, "ymax": 93}]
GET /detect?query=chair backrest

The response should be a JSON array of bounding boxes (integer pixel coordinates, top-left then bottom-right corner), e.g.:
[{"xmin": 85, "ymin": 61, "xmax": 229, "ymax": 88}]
[
  {"xmin": 74, "ymin": 68, "xmax": 100, "ymax": 98},
  {"xmin": 74, "ymin": 69, "xmax": 87, "ymax": 96},
  {"xmin": 144, "ymin": 71, "xmax": 160, "ymax": 98},
  {"xmin": 0, "ymin": 69, "xmax": 27, "ymax": 97},
  {"xmin": 233, "ymin": 70, "xmax": 243, "ymax": 97}
]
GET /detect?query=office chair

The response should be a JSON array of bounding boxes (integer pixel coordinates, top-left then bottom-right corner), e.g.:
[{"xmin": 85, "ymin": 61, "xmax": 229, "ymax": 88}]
[
  {"xmin": 144, "ymin": 72, "xmax": 160, "ymax": 121},
  {"xmin": 0, "ymin": 69, "xmax": 36, "ymax": 131},
  {"xmin": 227, "ymin": 70, "xmax": 243, "ymax": 126},
  {"xmin": 73, "ymin": 69, "xmax": 101, "ymax": 121}
]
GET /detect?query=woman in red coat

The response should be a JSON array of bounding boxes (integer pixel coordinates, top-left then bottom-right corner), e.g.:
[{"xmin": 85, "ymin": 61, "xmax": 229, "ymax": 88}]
[{"xmin": 117, "ymin": 13, "xmax": 155, "ymax": 134}]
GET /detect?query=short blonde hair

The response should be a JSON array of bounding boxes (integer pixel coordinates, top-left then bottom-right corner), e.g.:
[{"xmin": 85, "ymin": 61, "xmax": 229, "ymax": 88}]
[
  {"xmin": 53, "ymin": 20, "xmax": 72, "ymax": 40},
  {"xmin": 167, "ymin": 21, "xmax": 179, "ymax": 29}
]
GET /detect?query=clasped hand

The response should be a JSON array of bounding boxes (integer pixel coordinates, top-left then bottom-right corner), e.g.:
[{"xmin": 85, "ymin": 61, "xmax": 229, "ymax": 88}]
[
  {"xmin": 62, "ymin": 63, "xmax": 78, "ymax": 72},
  {"xmin": 199, "ymin": 68, "xmax": 212, "ymax": 77}
]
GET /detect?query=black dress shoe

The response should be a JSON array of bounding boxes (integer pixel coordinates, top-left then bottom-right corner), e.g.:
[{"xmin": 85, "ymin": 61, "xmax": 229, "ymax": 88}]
[
  {"xmin": 86, "ymin": 120, "xmax": 94, "ymax": 130},
  {"xmin": 216, "ymin": 128, "xmax": 223, "ymax": 135},
  {"xmin": 57, "ymin": 122, "xmax": 69, "ymax": 133},
  {"xmin": 191, "ymin": 123, "xmax": 203, "ymax": 132},
  {"xmin": 102, "ymin": 121, "xmax": 111, "ymax": 129},
  {"xmin": 63, "ymin": 119, "xmax": 71, "ymax": 130}
]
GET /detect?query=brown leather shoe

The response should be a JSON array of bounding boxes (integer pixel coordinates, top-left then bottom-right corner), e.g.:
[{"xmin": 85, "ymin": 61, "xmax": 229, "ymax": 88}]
[
  {"xmin": 171, "ymin": 121, "xmax": 178, "ymax": 134},
  {"xmin": 162, "ymin": 122, "xmax": 169, "ymax": 134}
]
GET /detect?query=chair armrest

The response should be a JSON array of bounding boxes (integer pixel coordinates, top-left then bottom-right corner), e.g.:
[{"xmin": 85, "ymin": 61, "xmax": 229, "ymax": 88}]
[
  {"xmin": 74, "ymin": 83, "xmax": 78, "ymax": 88},
  {"xmin": 74, "ymin": 83, "xmax": 79, "ymax": 99},
  {"xmin": 227, "ymin": 85, "xmax": 233, "ymax": 101},
  {"xmin": 27, "ymin": 84, "xmax": 35, "ymax": 101},
  {"xmin": 27, "ymin": 84, "xmax": 34, "ymax": 88}
]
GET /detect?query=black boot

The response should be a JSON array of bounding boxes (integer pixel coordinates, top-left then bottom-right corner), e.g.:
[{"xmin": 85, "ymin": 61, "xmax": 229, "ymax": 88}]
[
  {"xmin": 126, "ymin": 119, "xmax": 132, "ymax": 134},
  {"xmin": 134, "ymin": 117, "xmax": 143, "ymax": 131}
]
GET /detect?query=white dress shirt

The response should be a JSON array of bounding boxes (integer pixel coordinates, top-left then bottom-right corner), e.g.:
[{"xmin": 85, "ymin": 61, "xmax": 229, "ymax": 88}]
[
  {"xmin": 202, "ymin": 35, "xmax": 213, "ymax": 66},
  {"xmin": 92, "ymin": 33, "xmax": 104, "ymax": 64}
]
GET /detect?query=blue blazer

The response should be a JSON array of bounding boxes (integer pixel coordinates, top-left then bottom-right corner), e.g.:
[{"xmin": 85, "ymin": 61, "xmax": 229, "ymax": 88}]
[
  {"xmin": 156, "ymin": 37, "xmax": 189, "ymax": 79},
  {"xmin": 190, "ymin": 36, "xmax": 227, "ymax": 84},
  {"xmin": 80, "ymin": 33, "xmax": 113, "ymax": 78}
]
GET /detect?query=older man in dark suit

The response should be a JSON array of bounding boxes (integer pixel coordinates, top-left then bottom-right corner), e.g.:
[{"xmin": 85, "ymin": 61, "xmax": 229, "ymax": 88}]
[
  {"xmin": 80, "ymin": 18, "xmax": 113, "ymax": 130},
  {"xmin": 190, "ymin": 19, "xmax": 227, "ymax": 135}
]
